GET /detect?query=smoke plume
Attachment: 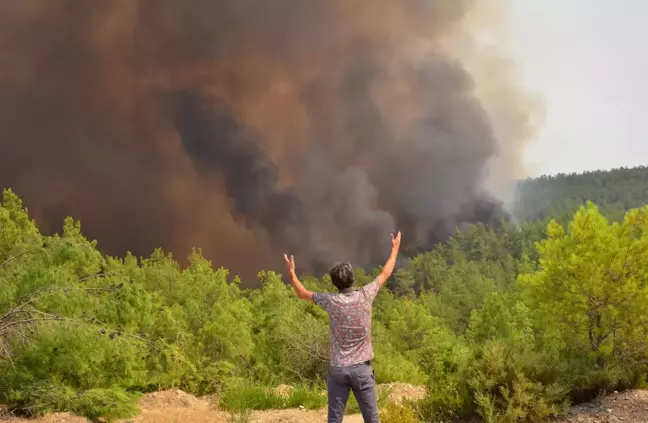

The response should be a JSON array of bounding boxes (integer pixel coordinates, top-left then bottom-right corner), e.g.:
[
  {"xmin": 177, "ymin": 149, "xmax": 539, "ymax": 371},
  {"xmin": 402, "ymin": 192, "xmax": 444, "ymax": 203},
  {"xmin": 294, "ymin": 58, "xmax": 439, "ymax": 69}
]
[{"xmin": 0, "ymin": 0, "xmax": 539, "ymax": 281}]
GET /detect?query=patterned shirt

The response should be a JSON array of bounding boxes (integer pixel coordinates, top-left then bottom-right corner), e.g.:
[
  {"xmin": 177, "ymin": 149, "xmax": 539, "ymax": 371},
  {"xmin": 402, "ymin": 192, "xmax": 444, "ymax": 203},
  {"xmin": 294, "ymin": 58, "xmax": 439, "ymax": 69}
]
[{"xmin": 313, "ymin": 279, "xmax": 381, "ymax": 367}]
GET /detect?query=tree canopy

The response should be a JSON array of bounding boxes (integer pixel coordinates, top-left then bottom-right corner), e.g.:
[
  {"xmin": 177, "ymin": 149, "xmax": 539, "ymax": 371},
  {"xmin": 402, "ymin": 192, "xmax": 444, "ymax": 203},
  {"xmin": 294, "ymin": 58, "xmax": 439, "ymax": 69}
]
[
  {"xmin": 513, "ymin": 166, "xmax": 648, "ymax": 223},
  {"xmin": 2, "ymin": 166, "xmax": 648, "ymax": 422}
]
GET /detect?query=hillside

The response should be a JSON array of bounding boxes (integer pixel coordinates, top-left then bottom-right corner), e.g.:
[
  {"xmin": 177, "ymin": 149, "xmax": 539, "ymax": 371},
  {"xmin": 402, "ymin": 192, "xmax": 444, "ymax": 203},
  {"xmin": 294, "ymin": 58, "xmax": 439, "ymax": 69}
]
[
  {"xmin": 2, "ymin": 164, "xmax": 648, "ymax": 422},
  {"xmin": 512, "ymin": 165, "xmax": 648, "ymax": 222}
]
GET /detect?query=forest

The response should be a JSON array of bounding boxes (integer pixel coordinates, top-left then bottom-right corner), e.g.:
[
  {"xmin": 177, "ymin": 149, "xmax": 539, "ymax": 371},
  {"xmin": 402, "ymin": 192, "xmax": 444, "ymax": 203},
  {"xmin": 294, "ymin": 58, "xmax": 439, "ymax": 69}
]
[
  {"xmin": 1, "ymin": 165, "xmax": 648, "ymax": 422},
  {"xmin": 512, "ymin": 165, "xmax": 648, "ymax": 223}
]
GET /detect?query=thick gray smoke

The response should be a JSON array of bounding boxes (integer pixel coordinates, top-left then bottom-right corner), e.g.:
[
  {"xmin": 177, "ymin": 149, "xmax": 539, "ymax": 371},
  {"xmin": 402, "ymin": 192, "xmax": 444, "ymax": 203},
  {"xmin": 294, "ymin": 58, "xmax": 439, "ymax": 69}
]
[{"xmin": 0, "ymin": 0, "xmax": 533, "ymax": 281}]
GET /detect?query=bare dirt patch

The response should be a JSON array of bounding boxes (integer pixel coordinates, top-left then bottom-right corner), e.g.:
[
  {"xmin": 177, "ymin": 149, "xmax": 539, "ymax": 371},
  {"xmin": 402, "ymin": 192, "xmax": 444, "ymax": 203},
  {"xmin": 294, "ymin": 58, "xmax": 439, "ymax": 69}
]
[
  {"xmin": 556, "ymin": 390, "xmax": 648, "ymax": 423},
  {"xmin": 129, "ymin": 389, "xmax": 229, "ymax": 423}
]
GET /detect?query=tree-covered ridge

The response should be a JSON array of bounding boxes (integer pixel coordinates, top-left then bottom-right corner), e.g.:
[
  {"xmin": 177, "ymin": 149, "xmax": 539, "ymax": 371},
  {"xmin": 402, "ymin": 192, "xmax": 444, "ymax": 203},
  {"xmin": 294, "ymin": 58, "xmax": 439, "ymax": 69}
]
[
  {"xmin": 513, "ymin": 165, "xmax": 648, "ymax": 223},
  {"xmin": 2, "ymin": 188, "xmax": 648, "ymax": 422}
]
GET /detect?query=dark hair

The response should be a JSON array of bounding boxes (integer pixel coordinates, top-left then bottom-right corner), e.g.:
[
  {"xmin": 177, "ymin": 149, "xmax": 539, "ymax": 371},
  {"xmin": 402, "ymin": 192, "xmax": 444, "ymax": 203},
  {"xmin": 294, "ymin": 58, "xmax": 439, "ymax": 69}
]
[{"xmin": 329, "ymin": 261, "xmax": 355, "ymax": 291}]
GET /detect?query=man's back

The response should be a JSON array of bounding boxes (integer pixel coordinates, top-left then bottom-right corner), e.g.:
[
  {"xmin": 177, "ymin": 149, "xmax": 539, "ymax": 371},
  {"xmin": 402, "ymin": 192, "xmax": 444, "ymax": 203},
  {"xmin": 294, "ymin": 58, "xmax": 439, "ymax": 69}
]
[
  {"xmin": 282, "ymin": 231, "xmax": 401, "ymax": 423},
  {"xmin": 313, "ymin": 280, "xmax": 380, "ymax": 367}
]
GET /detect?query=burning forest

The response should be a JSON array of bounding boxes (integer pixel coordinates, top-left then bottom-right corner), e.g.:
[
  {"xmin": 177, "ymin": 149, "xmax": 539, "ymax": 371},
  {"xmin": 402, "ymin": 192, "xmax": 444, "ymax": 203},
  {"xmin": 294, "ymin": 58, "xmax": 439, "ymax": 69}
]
[{"xmin": 0, "ymin": 0, "xmax": 540, "ymax": 281}]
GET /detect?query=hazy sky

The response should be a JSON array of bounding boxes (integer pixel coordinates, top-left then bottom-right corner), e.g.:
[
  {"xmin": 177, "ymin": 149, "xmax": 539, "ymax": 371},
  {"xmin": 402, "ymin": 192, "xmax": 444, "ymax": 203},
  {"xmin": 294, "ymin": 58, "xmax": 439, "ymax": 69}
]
[{"xmin": 508, "ymin": 0, "xmax": 648, "ymax": 176}]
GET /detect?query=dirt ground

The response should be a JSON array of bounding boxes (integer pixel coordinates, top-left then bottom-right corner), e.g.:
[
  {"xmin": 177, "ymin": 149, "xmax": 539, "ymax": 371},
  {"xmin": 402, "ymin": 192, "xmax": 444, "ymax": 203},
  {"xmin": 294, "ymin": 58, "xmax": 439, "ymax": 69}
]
[
  {"xmin": 0, "ymin": 384, "xmax": 425, "ymax": 423},
  {"xmin": 555, "ymin": 390, "xmax": 648, "ymax": 423},
  {"xmin": 3, "ymin": 387, "xmax": 648, "ymax": 422},
  {"xmin": 0, "ymin": 389, "xmax": 229, "ymax": 423}
]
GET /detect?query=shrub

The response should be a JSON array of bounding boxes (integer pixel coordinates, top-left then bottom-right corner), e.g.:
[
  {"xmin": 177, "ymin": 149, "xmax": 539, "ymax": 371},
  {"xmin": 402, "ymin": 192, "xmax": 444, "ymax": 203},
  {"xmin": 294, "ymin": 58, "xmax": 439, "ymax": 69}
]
[
  {"xmin": 219, "ymin": 383, "xmax": 285, "ymax": 412},
  {"xmin": 67, "ymin": 388, "xmax": 141, "ymax": 421},
  {"xmin": 3, "ymin": 189, "xmax": 648, "ymax": 422},
  {"xmin": 416, "ymin": 371, "xmax": 472, "ymax": 422},
  {"xmin": 468, "ymin": 341, "xmax": 568, "ymax": 423},
  {"xmin": 5, "ymin": 382, "xmax": 139, "ymax": 421},
  {"xmin": 380, "ymin": 402, "xmax": 420, "ymax": 423},
  {"xmin": 284, "ymin": 385, "xmax": 327, "ymax": 409},
  {"xmin": 219, "ymin": 382, "xmax": 326, "ymax": 412}
]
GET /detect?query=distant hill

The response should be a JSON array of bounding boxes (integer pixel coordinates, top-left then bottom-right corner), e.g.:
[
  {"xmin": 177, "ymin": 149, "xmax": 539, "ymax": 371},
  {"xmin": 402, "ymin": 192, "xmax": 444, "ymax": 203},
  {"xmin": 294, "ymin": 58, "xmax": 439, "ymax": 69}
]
[{"xmin": 512, "ymin": 165, "xmax": 648, "ymax": 222}]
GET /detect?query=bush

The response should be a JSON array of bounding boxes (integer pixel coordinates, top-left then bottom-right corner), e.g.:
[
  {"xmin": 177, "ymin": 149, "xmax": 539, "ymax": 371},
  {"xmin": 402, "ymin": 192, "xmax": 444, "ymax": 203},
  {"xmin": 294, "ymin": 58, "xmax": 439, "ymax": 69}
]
[
  {"xmin": 2, "ymin": 324, "xmax": 148, "ymax": 393},
  {"xmin": 3, "ymin": 189, "xmax": 648, "ymax": 421},
  {"xmin": 417, "ymin": 341, "xmax": 572, "ymax": 423},
  {"xmin": 468, "ymin": 341, "xmax": 568, "ymax": 423},
  {"xmin": 416, "ymin": 372, "xmax": 472, "ymax": 422},
  {"xmin": 284, "ymin": 385, "xmax": 327, "ymax": 409},
  {"xmin": 4, "ymin": 381, "xmax": 77, "ymax": 417},
  {"xmin": 67, "ymin": 388, "xmax": 141, "ymax": 421},
  {"xmin": 5, "ymin": 382, "xmax": 139, "ymax": 421},
  {"xmin": 380, "ymin": 402, "xmax": 420, "ymax": 423},
  {"xmin": 219, "ymin": 382, "xmax": 326, "ymax": 412},
  {"xmin": 219, "ymin": 383, "xmax": 285, "ymax": 412}
]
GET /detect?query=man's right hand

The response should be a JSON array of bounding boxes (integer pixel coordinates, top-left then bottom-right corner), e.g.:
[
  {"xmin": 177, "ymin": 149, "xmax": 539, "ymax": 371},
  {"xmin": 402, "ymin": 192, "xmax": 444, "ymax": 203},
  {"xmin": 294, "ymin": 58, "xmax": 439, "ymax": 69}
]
[
  {"xmin": 376, "ymin": 231, "xmax": 402, "ymax": 288},
  {"xmin": 391, "ymin": 231, "xmax": 401, "ymax": 252},
  {"xmin": 283, "ymin": 253, "xmax": 296, "ymax": 275}
]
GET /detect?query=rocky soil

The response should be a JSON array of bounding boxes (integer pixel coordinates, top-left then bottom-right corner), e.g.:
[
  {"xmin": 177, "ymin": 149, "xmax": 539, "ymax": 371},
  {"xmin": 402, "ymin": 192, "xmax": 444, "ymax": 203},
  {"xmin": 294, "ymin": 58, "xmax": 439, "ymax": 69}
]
[{"xmin": 555, "ymin": 390, "xmax": 648, "ymax": 423}]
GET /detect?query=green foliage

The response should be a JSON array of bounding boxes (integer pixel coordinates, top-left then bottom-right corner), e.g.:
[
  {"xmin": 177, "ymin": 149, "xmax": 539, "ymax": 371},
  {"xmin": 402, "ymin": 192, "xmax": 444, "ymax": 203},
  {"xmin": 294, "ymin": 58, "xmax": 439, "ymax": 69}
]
[
  {"xmin": 520, "ymin": 203, "xmax": 648, "ymax": 390},
  {"xmin": 3, "ymin": 169, "xmax": 648, "ymax": 422},
  {"xmin": 219, "ymin": 383, "xmax": 286, "ymax": 412},
  {"xmin": 249, "ymin": 271, "xmax": 330, "ymax": 384},
  {"xmin": 5, "ymin": 382, "xmax": 139, "ymax": 421},
  {"xmin": 380, "ymin": 402, "xmax": 419, "ymax": 423},
  {"xmin": 66, "ymin": 388, "xmax": 140, "ymax": 422},
  {"xmin": 219, "ymin": 382, "xmax": 326, "ymax": 412},
  {"xmin": 466, "ymin": 291, "xmax": 534, "ymax": 347},
  {"xmin": 469, "ymin": 341, "xmax": 568, "ymax": 423},
  {"xmin": 4, "ymin": 324, "xmax": 147, "ymax": 390},
  {"xmin": 284, "ymin": 385, "xmax": 328, "ymax": 409},
  {"xmin": 513, "ymin": 165, "xmax": 648, "ymax": 223},
  {"xmin": 416, "ymin": 372, "xmax": 472, "ymax": 422},
  {"xmin": 0, "ymin": 189, "xmax": 40, "ymax": 262}
]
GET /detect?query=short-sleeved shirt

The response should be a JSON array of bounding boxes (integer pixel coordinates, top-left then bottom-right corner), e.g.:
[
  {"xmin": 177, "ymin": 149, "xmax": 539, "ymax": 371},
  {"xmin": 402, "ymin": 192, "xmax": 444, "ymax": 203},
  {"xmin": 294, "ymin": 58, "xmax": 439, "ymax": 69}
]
[{"xmin": 313, "ymin": 279, "xmax": 381, "ymax": 367}]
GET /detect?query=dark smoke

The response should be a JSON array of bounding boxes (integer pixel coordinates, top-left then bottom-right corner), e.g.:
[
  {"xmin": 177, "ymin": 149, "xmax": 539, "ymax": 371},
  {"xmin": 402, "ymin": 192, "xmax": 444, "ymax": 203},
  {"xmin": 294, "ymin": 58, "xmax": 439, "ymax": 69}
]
[
  {"xmin": 0, "ymin": 0, "xmax": 524, "ymax": 281},
  {"xmin": 171, "ymin": 91, "xmax": 310, "ymax": 254}
]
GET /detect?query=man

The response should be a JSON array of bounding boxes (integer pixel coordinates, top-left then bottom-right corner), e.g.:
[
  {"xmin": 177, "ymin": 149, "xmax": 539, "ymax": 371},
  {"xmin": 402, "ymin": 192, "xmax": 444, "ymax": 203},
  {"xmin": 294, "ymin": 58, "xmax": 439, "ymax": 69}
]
[{"xmin": 283, "ymin": 231, "xmax": 402, "ymax": 423}]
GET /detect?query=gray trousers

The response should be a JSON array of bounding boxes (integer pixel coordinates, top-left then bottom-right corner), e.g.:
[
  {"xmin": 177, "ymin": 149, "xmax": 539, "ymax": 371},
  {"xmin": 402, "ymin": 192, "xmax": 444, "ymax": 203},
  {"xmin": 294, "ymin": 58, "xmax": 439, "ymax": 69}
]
[{"xmin": 327, "ymin": 362, "xmax": 379, "ymax": 423}]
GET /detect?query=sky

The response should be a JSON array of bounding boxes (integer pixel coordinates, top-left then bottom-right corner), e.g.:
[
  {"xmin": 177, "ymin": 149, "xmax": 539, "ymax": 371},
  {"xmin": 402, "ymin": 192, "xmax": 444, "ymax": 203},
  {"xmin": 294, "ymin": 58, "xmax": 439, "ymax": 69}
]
[{"xmin": 508, "ymin": 0, "xmax": 648, "ymax": 176}]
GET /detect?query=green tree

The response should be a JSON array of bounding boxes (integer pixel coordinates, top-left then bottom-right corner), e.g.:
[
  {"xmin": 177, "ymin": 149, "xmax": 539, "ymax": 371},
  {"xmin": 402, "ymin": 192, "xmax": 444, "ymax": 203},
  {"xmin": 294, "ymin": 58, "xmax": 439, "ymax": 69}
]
[{"xmin": 520, "ymin": 202, "xmax": 648, "ymax": 375}]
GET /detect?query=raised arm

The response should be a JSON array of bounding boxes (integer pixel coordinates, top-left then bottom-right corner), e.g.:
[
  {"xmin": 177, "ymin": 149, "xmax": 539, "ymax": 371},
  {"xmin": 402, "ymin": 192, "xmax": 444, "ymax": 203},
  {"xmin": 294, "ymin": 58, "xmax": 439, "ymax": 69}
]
[
  {"xmin": 375, "ymin": 231, "xmax": 401, "ymax": 288},
  {"xmin": 283, "ymin": 254, "xmax": 314, "ymax": 302}
]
